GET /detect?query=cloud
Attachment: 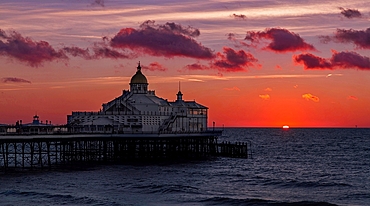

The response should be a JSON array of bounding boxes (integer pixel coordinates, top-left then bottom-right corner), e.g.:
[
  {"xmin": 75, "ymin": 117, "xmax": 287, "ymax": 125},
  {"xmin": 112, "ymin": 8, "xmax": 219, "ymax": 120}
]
[
  {"xmin": 264, "ymin": 87, "xmax": 272, "ymax": 91},
  {"xmin": 245, "ymin": 28, "xmax": 315, "ymax": 52},
  {"xmin": 339, "ymin": 7, "xmax": 362, "ymax": 19},
  {"xmin": 294, "ymin": 53, "xmax": 332, "ymax": 69},
  {"xmin": 63, "ymin": 47, "xmax": 91, "ymax": 59},
  {"xmin": 157, "ymin": 21, "xmax": 200, "ymax": 38},
  {"xmin": 331, "ymin": 51, "xmax": 370, "ymax": 69},
  {"xmin": 294, "ymin": 50, "xmax": 370, "ymax": 70},
  {"xmin": 224, "ymin": 86, "xmax": 240, "ymax": 91},
  {"xmin": 0, "ymin": 29, "xmax": 132, "ymax": 67},
  {"xmin": 183, "ymin": 63, "xmax": 211, "ymax": 71},
  {"xmin": 347, "ymin": 95, "xmax": 358, "ymax": 100},
  {"xmin": 92, "ymin": 46, "xmax": 130, "ymax": 59},
  {"xmin": 321, "ymin": 28, "xmax": 370, "ymax": 49},
  {"xmin": 259, "ymin": 94, "xmax": 270, "ymax": 100},
  {"xmin": 302, "ymin": 93, "xmax": 319, "ymax": 102},
  {"xmin": 141, "ymin": 62, "xmax": 167, "ymax": 71},
  {"xmin": 182, "ymin": 47, "xmax": 259, "ymax": 72},
  {"xmin": 110, "ymin": 20, "xmax": 214, "ymax": 59},
  {"xmin": 231, "ymin": 14, "xmax": 247, "ymax": 20},
  {"xmin": 63, "ymin": 44, "xmax": 131, "ymax": 60},
  {"xmin": 0, "ymin": 29, "xmax": 67, "ymax": 67},
  {"xmin": 275, "ymin": 65, "xmax": 282, "ymax": 70},
  {"xmin": 227, "ymin": 33, "xmax": 251, "ymax": 48},
  {"xmin": 1, "ymin": 77, "xmax": 31, "ymax": 84},
  {"xmin": 92, "ymin": 0, "xmax": 105, "ymax": 7},
  {"xmin": 211, "ymin": 47, "xmax": 259, "ymax": 72}
]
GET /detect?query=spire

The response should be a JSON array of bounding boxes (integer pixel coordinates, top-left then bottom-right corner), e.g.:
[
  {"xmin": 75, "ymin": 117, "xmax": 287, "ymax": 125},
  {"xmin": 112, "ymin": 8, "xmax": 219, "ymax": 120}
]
[
  {"xmin": 176, "ymin": 81, "xmax": 183, "ymax": 101},
  {"xmin": 137, "ymin": 61, "xmax": 141, "ymax": 71}
]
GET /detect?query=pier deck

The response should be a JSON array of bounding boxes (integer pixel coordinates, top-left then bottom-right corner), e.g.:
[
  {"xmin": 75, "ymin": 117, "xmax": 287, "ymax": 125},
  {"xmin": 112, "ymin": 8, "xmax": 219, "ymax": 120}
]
[{"xmin": 0, "ymin": 131, "xmax": 250, "ymax": 171}]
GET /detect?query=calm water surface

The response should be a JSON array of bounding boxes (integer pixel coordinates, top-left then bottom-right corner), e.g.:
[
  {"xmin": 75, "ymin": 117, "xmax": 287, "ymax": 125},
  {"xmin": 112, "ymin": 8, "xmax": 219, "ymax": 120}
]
[{"xmin": 0, "ymin": 128, "xmax": 369, "ymax": 205}]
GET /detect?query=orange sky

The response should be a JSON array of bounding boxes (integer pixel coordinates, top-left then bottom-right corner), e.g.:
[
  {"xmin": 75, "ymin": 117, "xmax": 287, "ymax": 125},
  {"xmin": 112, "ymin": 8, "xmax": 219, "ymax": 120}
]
[{"xmin": 1, "ymin": 0, "xmax": 370, "ymax": 127}]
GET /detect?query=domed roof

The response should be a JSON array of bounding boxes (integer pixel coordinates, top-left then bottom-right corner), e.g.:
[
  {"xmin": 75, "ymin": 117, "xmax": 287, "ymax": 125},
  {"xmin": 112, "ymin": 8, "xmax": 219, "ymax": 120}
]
[{"xmin": 130, "ymin": 63, "xmax": 148, "ymax": 84}]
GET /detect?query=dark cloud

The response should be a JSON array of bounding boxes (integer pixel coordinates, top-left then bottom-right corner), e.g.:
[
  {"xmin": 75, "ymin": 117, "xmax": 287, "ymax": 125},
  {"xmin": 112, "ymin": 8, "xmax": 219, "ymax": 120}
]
[
  {"xmin": 321, "ymin": 28, "xmax": 370, "ymax": 49},
  {"xmin": 245, "ymin": 28, "xmax": 315, "ymax": 52},
  {"xmin": 1, "ymin": 77, "xmax": 31, "ymax": 84},
  {"xmin": 110, "ymin": 20, "xmax": 214, "ymax": 59},
  {"xmin": 212, "ymin": 47, "xmax": 259, "ymax": 72},
  {"xmin": 0, "ymin": 29, "xmax": 134, "ymax": 67},
  {"xmin": 141, "ymin": 62, "xmax": 167, "ymax": 71},
  {"xmin": 92, "ymin": 0, "xmax": 104, "ymax": 7},
  {"xmin": 63, "ymin": 45, "xmax": 131, "ymax": 60},
  {"xmin": 0, "ymin": 30, "xmax": 67, "ymax": 67},
  {"xmin": 183, "ymin": 63, "xmax": 211, "ymax": 71},
  {"xmin": 92, "ymin": 46, "xmax": 130, "ymax": 59},
  {"xmin": 331, "ymin": 51, "xmax": 370, "ymax": 69},
  {"xmin": 0, "ymin": 29, "xmax": 6, "ymax": 38},
  {"xmin": 294, "ymin": 51, "xmax": 370, "ymax": 70},
  {"xmin": 339, "ymin": 7, "xmax": 362, "ymax": 19},
  {"xmin": 182, "ymin": 47, "xmax": 258, "ymax": 72},
  {"xmin": 151, "ymin": 21, "xmax": 200, "ymax": 38},
  {"xmin": 63, "ymin": 47, "xmax": 91, "ymax": 59},
  {"xmin": 294, "ymin": 53, "xmax": 332, "ymax": 69},
  {"xmin": 231, "ymin": 14, "xmax": 247, "ymax": 19}
]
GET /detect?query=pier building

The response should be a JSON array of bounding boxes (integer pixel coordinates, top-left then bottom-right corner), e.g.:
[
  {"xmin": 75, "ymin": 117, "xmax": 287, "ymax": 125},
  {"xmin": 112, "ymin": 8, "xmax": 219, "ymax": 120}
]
[
  {"xmin": 0, "ymin": 63, "xmax": 251, "ymax": 172},
  {"xmin": 67, "ymin": 63, "xmax": 208, "ymax": 134}
]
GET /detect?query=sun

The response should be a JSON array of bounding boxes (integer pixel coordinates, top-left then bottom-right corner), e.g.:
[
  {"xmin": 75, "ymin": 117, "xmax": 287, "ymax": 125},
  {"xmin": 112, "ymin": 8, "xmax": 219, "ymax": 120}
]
[{"xmin": 282, "ymin": 125, "xmax": 290, "ymax": 129}]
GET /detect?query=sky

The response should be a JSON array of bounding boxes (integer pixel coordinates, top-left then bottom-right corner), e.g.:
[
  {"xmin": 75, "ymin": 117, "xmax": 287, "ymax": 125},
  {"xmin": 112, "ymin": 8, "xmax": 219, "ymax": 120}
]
[{"xmin": 1, "ymin": 0, "xmax": 370, "ymax": 127}]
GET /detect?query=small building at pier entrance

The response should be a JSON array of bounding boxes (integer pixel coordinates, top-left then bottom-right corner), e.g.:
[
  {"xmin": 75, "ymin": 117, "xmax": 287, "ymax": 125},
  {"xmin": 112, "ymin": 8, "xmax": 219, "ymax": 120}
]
[{"xmin": 67, "ymin": 63, "xmax": 208, "ymax": 134}]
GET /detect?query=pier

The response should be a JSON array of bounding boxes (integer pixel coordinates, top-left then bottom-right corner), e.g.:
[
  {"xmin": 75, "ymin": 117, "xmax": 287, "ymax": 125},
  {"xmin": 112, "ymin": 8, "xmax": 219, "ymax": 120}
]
[{"xmin": 0, "ymin": 132, "xmax": 250, "ymax": 172}]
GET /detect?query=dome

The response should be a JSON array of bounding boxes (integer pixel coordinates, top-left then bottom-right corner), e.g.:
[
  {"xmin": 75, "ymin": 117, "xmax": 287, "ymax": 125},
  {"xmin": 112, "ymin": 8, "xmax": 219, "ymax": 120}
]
[{"xmin": 130, "ymin": 63, "xmax": 148, "ymax": 84}]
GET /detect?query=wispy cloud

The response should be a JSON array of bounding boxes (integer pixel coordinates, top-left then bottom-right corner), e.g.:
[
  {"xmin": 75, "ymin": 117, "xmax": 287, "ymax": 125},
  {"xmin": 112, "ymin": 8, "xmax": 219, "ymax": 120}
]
[
  {"xmin": 183, "ymin": 63, "xmax": 211, "ymax": 71},
  {"xmin": 91, "ymin": 0, "xmax": 105, "ymax": 7},
  {"xmin": 227, "ymin": 33, "xmax": 252, "ymax": 48},
  {"xmin": 1, "ymin": 77, "xmax": 31, "ymax": 84},
  {"xmin": 339, "ymin": 7, "xmax": 362, "ymax": 19},
  {"xmin": 275, "ymin": 65, "xmax": 282, "ymax": 70},
  {"xmin": 142, "ymin": 62, "xmax": 167, "ymax": 71},
  {"xmin": 231, "ymin": 13, "xmax": 247, "ymax": 20},
  {"xmin": 348, "ymin": 95, "xmax": 358, "ymax": 100},
  {"xmin": 224, "ymin": 86, "xmax": 240, "ymax": 91},
  {"xmin": 264, "ymin": 87, "xmax": 272, "ymax": 91}
]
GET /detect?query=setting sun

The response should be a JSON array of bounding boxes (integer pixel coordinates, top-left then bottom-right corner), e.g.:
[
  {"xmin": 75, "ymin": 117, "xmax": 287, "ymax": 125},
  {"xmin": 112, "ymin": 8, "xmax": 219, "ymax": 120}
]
[{"xmin": 283, "ymin": 125, "xmax": 290, "ymax": 129}]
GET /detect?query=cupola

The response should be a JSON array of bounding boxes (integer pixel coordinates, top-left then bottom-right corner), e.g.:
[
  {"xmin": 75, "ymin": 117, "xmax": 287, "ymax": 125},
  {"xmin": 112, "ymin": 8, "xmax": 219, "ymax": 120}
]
[{"xmin": 130, "ymin": 62, "xmax": 148, "ymax": 93}]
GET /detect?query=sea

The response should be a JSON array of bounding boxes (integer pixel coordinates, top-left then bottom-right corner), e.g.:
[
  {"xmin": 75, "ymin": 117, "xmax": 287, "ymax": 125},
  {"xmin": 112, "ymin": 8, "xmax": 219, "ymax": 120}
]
[{"xmin": 0, "ymin": 128, "xmax": 369, "ymax": 206}]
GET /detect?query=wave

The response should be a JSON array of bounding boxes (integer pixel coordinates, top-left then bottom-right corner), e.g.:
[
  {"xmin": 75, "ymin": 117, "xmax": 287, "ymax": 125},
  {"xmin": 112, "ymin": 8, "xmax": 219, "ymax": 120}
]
[
  {"xmin": 258, "ymin": 178, "xmax": 352, "ymax": 188},
  {"xmin": 199, "ymin": 196, "xmax": 338, "ymax": 206},
  {"xmin": 0, "ymin": 189, "xmax": 119, "ymax": 205},
  {"xmin": 133, "ymin": 184, "xmax": 201, "ymax": 195}
]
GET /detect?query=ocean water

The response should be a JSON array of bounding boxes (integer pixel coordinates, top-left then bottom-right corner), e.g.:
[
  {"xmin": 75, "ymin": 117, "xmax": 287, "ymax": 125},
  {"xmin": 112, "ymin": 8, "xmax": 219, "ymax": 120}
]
[{"xmin": 0, "ymin": 128, "xmax": 369, "ymax": 206}]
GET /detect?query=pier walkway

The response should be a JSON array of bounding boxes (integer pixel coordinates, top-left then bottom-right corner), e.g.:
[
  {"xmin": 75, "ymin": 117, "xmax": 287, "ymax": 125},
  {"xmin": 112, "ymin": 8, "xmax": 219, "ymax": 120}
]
[{"xmin": 0, "ymin": 131, "xmax": 250, "ymax": 171}]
